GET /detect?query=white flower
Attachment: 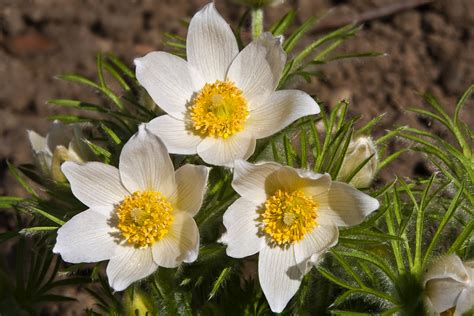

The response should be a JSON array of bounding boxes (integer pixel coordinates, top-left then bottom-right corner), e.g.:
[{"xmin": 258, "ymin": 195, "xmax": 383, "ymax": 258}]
[
  {"xmin": 53, "ymin": 125, "xmax": 209, "ymax": 291},
  {"xmin": 337, "ymin": 136, "xmax": 378, "ymax": 188},
  {"xmin": 135, "ymin": 3, "xmax": 319, "ymax": 167},
  {"xmin": 423, "ymin": 255, "xmax": 474, "ymax": 316},
  {"xmin": 220, "ymin": 160, "xmax": 379, "ymax": 312},
  {"xmin": 28, "ymin": 121, "xmax": 93, "ymax": 182}
]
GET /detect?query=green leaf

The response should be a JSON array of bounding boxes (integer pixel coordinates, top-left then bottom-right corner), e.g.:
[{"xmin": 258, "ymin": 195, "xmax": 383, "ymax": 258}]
[
  {"xmin": 107, "ymin": 53, "xmax": 136, "ymax": 79},
  {"xmin": 7, "ymin": 161, "xmax": 38, "ymax": 198},
  {"xmin": 48, "ymin": 99, "xmax": 106, "ymax": 112},
  {"xmin": 325, "ymin": 51, "xmax": 385, "ymax": 62},
  {"xmin": 283, "ymin": 16, "xmax": 318, "ymax": 53},
  {"xmin": 423, "ymin": 183, "xmax": 464, "ymax": 264},
  {"xmin": 270, "ymin": 9, "xmax": 296, "ymax": 36},
  {"xmin": 24, "ymin": 205, "xmax": 65, "ymax": 225},
  {"xmin": 208, "ymin": 267, "xmax": 232, "ymax": 300},
  {"xmin": 100, "ymin": 123, "xmax": 122, "ymax": 145},
  {"xmin": 357, "ymin": 113, "xmax": 386, "ymax": 135},
  {"xmin": 0, "ymin": 196, "xmax": 23, "ymax": 209}
]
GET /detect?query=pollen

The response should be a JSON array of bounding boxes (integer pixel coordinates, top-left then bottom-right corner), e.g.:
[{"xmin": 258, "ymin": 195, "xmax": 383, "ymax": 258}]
[
  {"xmin": 259, "ymin": 189, "xmax": 318, "ymax": 246},
  {"xmin": 189, "ymin": 80, "xmax": 249, "ymax": 138},
  {"xmin": 116, "ymin": 191, "xmax": 174, "ymax": 248}
]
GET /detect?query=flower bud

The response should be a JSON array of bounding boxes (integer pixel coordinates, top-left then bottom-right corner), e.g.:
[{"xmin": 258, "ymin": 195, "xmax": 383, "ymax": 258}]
[
  {"xmin": 123, "ymin": 288, "xmax": 154, "ymax": 316},
  {"xmin": 232, "ymin": 0, "xmax": 285, "ymax": 8},
  {"xmin": 337, "ymin": 136, "xmax": 378, "ymax": 188},
  {"xmin": 27, "ymin": 121, "xmax": 93, "ymax": 183}
]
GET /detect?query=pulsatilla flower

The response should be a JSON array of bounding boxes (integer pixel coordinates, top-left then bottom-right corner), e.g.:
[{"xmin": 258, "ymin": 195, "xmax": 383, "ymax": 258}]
[
  {"xmin": 337, "ymin": 136, "xmax": 378, "ymax": 188},
  {"xmin": 135, "ymin": 3, "xmax": 319, "ymax": 167},
  {"xmin": 53, "ymin": 125, "xmax": 209, "ymax": 291},
  {"xmin": 220, "ymin": 160, "xmax": 379, "ymax": 312},
  {"xmin": 28, "ymin": 121, "xmax": 93, "ymax": 182},
  {"xmin": 423, "ymin": 255, "xmax": 474, "ymax": 316}
]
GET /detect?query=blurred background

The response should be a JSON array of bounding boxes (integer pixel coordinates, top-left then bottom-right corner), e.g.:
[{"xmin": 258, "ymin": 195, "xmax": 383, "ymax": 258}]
[{"xmin": 0, "ymin": 0, "xmax": 473, "ymax": 314}]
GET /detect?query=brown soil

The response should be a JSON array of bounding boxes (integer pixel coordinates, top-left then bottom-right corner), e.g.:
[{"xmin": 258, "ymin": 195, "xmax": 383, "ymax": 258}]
[{"xmin": 0, "ymin": 0, "xmax": 473, "ymax": 313}]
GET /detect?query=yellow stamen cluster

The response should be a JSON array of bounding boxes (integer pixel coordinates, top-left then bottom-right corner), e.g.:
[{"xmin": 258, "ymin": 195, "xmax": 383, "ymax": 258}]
[
  {"xmin": 190, "ymin": 80, "xmax": 249, "ymax": 138},
  {"xmin": 259, "ymin": 189, "xmax": 318, "ymax": 246},
  {"xmin": 116, "ymin": 191, "xmax": 174, "ymax": 248}
]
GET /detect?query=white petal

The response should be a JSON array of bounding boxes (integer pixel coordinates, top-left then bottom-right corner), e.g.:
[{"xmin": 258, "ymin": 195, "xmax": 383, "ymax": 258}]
[
  {"xmin": 246, "ymin": 90, "xmax": 320, "ymax": 139},
  {"xmin": 227, "ymin": 39, "xmax": 274, "ymax": 102},
  {"xmin": 221, "ymin": 198, "xmax": 264, "ymax": 258},
  {"xmin": 119, "ymin": 125, "xmax": 175, "ymax": 196},
  {"xmin": 46, "ymin": 120, "xmax": 71, "ymax": 153},
  {"xmin": 425, "ymin": 278, "xmax": 466, "ymax": 313},
  {"xmin": 294, "ymin": 223, "xmax": 338, "ymax": 274},
  {"xmin": 259, "ymin": 245, "xmax": 302, "ymax": 313},
  {"xmin": 231, "ymin": 160, "xmax": 281, "ymax": 203},
  {"xmin": 168, "ymin": 164, "xmax": 209, "ymax": 216},
  {"xmin": 53, "ymin": 207, "xmax": 118, "ymax": 263},
  {"xmin": 147, "ymin": 115, "xmax": 202, "ymax": 155},
  {"xmin": 454, "ymin": 287, "xmax": 474, "ymax": 316},
  {"xmin": 152, "ymin": 212, "xmax": 199, "ymax": 267},
  {"xmin": 107, "ymin": 246, "xmax": 157, "ymax": 291},
  {"xmin": 62, "ymin": 161, "xmax": 129, "ymax": 208},
  {"xmin": 187, "ymin": 3, "xmax": 238, "ymax": 83},
  {"xmin": 196, "ymin": 132, "xmax": 256, "ymax": 167},
  {"xmin": 316, "ymin": 181, "xmax": 379, "ymax": 227},
  {"xmin": 27, "ymin": 130, "xmax": 47, "ymax": 153},
  {"xmin": 274, "ymin": 167, "xmax": 331, "ymax": 197},
  {"xmin": 423, "ymin": 255, "xmax": 471, "ymax": 285},
  {"xmin": 251, "ymin": 32, "xmax": 286, "ymax": 91},
  {"xmin": 135, "ymin": 52, "xmax": 204, "ymax": 120}
]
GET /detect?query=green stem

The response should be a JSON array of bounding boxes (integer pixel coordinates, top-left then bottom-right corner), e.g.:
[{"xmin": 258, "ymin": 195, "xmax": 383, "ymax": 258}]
[{"xmin": 251, "ymin": 8, "xmax": 263, "ymax": 39}]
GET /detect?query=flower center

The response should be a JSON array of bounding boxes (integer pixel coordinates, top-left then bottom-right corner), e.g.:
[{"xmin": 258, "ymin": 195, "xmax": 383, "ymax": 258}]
[
  {"xmin": 259, "ymin": 189, "xmax": 318, "ymax": 246},
  {"xmin": 116, "ymin": 191, "xmax": 174, "ymax": 248},
  {"xmin": 190, "ymin": 80, "xmax": 249, "ymax": 138}
]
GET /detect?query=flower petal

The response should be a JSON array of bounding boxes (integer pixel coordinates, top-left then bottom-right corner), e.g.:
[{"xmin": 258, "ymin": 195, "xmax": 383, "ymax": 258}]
[
  {"xmin": 425, "ymin": 278, "xmax": 466, "ymax": 313},
  {"xmin": 134, "ymin": 52, "xmax": 204, "ymax": 120},
  {"xmin": 46, "ymin": 120, "xmax": 71, "ymax": 153},
  {"xmin": 168, "ymin": 164, "xmax": 209, "ymax": 216},
  {"xmin": 454, "ymin": 287, "xmax": 474, "ymax": 316},
  {"xmin": 152, "ymin": 212, "xmax": 199, "ymax": 267},
  {"xmin": 294, "ymin": 222, "xmax": 338, "ymax": 274},
  {"xmin": 227, "ymin": 37, "xmax": 274, "ymax": 102},
  {"xmin": 107, "ymin": 246, "xmax": 157, "ymax": 291},
  {"xmin": 246, "ymin": 90, "xmax": 320, "ymax": 139},
  {"xmin": 274, "ymin": 167, "xmax": 331, "ymax": 197},
  {"xmin": 119, "ymin": 125, "xmax": 175, "ymax": 196},
  {"xmin": 27, "ymin": 130, "xmax": 47, "ymax": 153},
  {"xmin": 187, "ymin": 2, "xmax": 238, "ymax": 83},
  {"xmin": 53, "ymin": 207, "xmax": 118, "ymax": 263},
  {"xmin": 196, "ymin": 132, "xmax": 256, "ymax": 167},
  {"xmin": 423, "ymin": 255, "xmax": 470, "ymax": 285},
  {"xmin": 62, "ymin": 161, "xmax": 129, "ymax": 208},
  {"xmin": 221, "ymin": 198, "xmax": 264, "ymax": 258},
  {"xmin": 147, "ymin": 115, "xmax": 202, "ymax": 155},
  {"xmin": 231, "ymin": 160, "xmax": 281, "ymax": 203},
  {"xmin": 252, "ymin": 32, "xmax": 286, "ymax": 91},
  {"xmin": 259, "ymin": 245, "xmax": 302, "ymax": 313},
  {"xmin": 316, "ymin": 181, "xmax": 379, "ymax": 227}
]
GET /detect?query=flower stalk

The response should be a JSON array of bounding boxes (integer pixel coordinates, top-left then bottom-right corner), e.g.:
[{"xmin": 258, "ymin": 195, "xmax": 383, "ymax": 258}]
[{"xmin": 251, "ymin": 8, "xmax": 263, "ymax": 39}]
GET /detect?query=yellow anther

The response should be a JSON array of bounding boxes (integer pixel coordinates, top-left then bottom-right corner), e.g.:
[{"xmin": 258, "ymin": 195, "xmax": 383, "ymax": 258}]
[
  {"xmin": 116, "ymin": 191, "xmax": 174, "ymax": 248},
  {"xmin": 259, "ymin": 189, "xmax": 318, "ymax": 246},
  {"xmin": 190, "ymin": 80, "xmax": 249, "ymax": 138}
]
